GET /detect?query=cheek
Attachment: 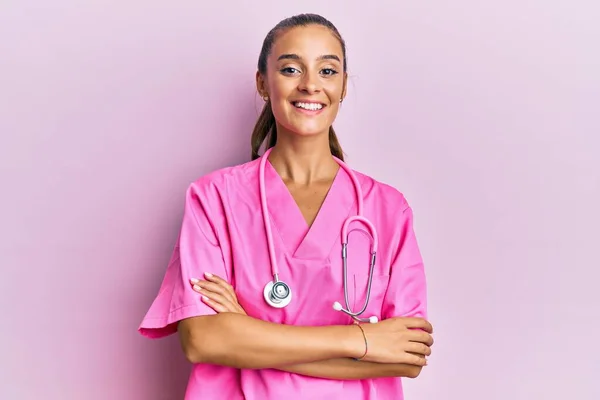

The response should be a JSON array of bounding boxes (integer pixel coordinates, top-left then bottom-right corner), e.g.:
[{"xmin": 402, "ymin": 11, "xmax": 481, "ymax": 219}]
[
  {"xmin": 267, "ymin": 74, "xmax": 293, "ymax": 100},
  {"xmin": 268, "ymin": 85, "xmax": 292, "ymax": 116},
  {"xmin": 328, "ymin": 83, "xmax": 344, "ymax": 102},
  {"xmin": 325, "ymin": 105, "xmax": 341, "ymax": 125},
  {"xmin": 269, "ymin": 98, "xmax": 290, "ymax": 123}
]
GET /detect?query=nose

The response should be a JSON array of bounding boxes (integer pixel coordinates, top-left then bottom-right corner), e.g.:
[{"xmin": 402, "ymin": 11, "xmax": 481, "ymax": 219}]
[{"xmin": 298, "ymin": 70, "xmax": 321, "ymax": 94}]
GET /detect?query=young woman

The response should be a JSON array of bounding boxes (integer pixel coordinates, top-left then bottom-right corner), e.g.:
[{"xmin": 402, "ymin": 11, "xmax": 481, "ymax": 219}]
[{"xmin": 139, "ymin": 13, "xmax": 434, "ymax": 400}]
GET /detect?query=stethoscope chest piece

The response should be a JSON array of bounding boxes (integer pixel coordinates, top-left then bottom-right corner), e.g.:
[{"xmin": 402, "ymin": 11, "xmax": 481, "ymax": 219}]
[{"xmin": 263, "ymin": 280, "xmax": 292, "ymax": 308}]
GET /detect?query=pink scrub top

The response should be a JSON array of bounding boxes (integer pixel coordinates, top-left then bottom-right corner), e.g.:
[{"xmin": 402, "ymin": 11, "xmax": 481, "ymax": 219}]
[{"xmin": 139, "ymin": 155, "xmax": 428, "ymax": 400}]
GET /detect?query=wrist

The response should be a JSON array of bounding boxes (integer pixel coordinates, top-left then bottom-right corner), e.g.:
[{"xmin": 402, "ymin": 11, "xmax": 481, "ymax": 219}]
[
  {"xmin": 353, "ymin": 324, "xmax": 368, "ymax": 360},
  {"xmin": 339, "ymin": 324, "xmax": 367, "ymax": 359}
]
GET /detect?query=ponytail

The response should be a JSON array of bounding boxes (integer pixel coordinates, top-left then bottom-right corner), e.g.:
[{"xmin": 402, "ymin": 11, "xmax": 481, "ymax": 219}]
[
  {"xmin": 250, "ymin": 101, "xmax": 345, "ymax": 161},
  {"xmin": 328, "ymin": 126, "xmax": 345, "ymax": 161},
  {"xmin": 250, "ymin": 100, "xmax": 277, "ymax": 160}
]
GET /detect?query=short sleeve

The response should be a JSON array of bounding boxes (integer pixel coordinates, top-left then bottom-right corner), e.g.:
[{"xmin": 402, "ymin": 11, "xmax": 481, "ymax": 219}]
[
  {"xmin": 381, "ymin": 204, "xmax": 428, "ymax": 320},
  {"xmin": 138, "ymin": 183, "xmax": 229, "ymax": 338}
]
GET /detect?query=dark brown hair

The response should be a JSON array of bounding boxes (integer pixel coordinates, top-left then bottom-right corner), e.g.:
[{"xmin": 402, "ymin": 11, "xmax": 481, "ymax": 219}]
[{"xmin": 250, "ymin": 13, "xmax": 347, "ymax": 161}]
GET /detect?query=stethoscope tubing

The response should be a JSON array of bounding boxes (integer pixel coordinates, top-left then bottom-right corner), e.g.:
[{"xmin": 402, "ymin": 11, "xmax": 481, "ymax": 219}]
[{"xmin": 259, "ymin": 147, "xmax": 379, "ymax": 323}]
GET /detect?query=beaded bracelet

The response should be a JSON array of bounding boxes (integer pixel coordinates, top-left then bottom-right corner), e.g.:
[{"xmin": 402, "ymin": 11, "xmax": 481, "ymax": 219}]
[{"xmin": 354, "ymin": 324, "xmax": 368, "ymax": 361}]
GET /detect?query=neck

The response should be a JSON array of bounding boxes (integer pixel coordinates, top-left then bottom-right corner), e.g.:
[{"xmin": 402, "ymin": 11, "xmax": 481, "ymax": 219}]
[{"xmin": 267, "ymin": 131, "xmax": 339, "ymax": 185}]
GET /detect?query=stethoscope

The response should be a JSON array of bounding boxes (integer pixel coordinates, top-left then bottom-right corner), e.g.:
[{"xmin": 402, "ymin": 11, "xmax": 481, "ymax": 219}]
[{"xmin": 259, "ymin": 147, "xmax": 379, "ymax": 324}]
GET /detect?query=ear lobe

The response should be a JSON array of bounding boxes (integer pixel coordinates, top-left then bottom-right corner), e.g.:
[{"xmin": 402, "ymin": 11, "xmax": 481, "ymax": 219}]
[
  {"xmin": 341, "ymin": 72, "xmax": 348, "ymax": 100},
  {"xmin": 256, "ymin": 71, "xmax": 268, "ymax": 98}
]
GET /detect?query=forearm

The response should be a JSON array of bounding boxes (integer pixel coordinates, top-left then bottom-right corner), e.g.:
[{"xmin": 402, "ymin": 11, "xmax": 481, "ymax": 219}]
[
  {"xmin": 276, "ymin": 358, "xmax": 423, "ymax": 380},
  {"xmin": 178, "ymin": 313, "xmax": 361, "ymax": 369}
]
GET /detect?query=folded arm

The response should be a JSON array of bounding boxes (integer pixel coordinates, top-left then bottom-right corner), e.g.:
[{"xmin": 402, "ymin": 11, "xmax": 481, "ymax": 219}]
[
  {"xmin": 178, "ymin": 312, "xmax": 425, "ymax": 379},
  {"xmin": 184, "ymin": 273, "xmax": 430, "ymax": 379},
  {"xmin": 178, "ymin": 312, "xmax": 363, "ymax": 369},
  {"xmin": 277, "ymin": 358, "xmax": 424, "ymax": 380}
]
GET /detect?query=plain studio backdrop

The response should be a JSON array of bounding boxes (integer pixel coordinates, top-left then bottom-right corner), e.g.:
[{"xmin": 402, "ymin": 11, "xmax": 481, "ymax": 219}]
[{"xmin": 1, "ymin": 1, "xmax": 598, "ymax": 399}]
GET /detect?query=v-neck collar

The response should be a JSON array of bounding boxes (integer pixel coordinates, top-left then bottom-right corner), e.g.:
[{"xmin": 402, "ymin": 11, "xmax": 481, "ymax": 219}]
[{"xmin": 263, "ymin": 159, "xmax": 356, "ymax": 261}]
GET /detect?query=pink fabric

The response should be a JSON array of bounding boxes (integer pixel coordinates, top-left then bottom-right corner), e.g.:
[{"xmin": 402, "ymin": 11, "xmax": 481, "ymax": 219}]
[{"xmin": 139, "ymin": 155, "xmax": 428, "ymax": 400}]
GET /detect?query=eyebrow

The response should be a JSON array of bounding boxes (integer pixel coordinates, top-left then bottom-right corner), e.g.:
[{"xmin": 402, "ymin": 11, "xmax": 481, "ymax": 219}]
[{"xmin": 277, "ymin": 53, "xmax": 341, "ymax": 63}]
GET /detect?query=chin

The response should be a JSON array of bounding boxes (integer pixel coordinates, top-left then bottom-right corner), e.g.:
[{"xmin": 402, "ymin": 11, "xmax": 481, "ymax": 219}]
[
  {"xmin": 285, "ymin": 119, "xmax": 330, "ymax": 137},
  {"xmin": 288, "ymin": 126, "xmax": 328, "ymax": 137}
]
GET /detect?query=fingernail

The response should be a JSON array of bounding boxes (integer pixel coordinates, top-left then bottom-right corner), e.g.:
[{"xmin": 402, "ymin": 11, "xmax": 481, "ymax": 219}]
[
  {"xmin": 201, "ymin": 295, "xmax": 208, "ymax": 301},
  {"xmin": 204, "ymin": 272, "xmax": 213, "ymax": 278},
  {"xmin": 193, "ymin": 285, "xmax": 201, "ymax": 291},
  {"xmin": 190, "ymin": 278, "xmax": 199, "ymax": 284}
]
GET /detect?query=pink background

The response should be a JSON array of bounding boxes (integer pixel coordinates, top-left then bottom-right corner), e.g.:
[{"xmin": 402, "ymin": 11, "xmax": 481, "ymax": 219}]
[{"xmin": 1, "ymin": 1, "xmax": 598, "ymax": 399}]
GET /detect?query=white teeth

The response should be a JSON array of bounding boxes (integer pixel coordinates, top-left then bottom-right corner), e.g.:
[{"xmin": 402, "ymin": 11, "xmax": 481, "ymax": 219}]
[{"xmin": 294, "ymin": 102, "xmax": 323, "ymax": 111}]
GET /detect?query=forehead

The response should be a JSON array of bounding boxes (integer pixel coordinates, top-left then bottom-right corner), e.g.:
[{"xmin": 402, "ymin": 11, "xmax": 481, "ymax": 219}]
[{"xmin": 270, "ymin": 25, "xmax": 343, "ymax": 61}]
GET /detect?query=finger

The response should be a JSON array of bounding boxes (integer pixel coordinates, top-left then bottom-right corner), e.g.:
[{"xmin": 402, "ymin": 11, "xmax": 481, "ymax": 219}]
[
  {"xmin": 407, "ymin": 352, "xmax": 428, "ymax": 366},
  {"xmin": 204, "ymin": 272, "xmax": 234, "ymax": 292},
  {"xmin": 193, "ymin": 285, "xmax": 237, "ymax": 313},
  {"xmin": 197, "ymin": 285, "xmax": 247, "ymax": 315},
  {"xmin": 407, "ymin": 330, "xmax": 434, "ymax": 347},
  {"xmin": 197, "ymin": 274, "xmax": 237, "ymax": 303},
  {"xmin": 203, "ymin": 272, "xmax": 223, "ymax": 282},
  {"xmin": 401, "ymin": 352, "xmax": 428, "ymax": 367},
  {"xmin": 404, "ymin": 342, "xmax": 432, "ymax": 357},
  {"xmin": 191, "ymin": 280, "xmax": 237, "ymax": 304},
  {"xmin": 402, "ymin": 317, "xmax": 433, "ymax": 333},
  {"xmin": 199, "ymin": 295, "xmax": 229, "ymax": 313}
]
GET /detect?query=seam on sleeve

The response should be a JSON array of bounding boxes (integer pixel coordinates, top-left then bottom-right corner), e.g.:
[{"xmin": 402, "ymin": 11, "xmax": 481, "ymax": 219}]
[
  {"xmin": 185, "ymin": 185, "xmax": 230, "ymax": 282},
  {"xmin": 186, "ymin": 186, "xmax": 220, "ymax": 247},
  {"xmin": 142, "ymin": 304, "xmax": 203, "ymax": 321}
]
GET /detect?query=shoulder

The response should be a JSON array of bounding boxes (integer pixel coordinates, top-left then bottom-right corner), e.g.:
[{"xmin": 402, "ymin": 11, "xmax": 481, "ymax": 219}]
[
  {"xmin": 351, "ymin": 169, "xmax": 411, "ymax": 213},
  {"xmin": 180, "ymin": 158, "xmax": 259, "ymax": 238},
  {"xmin": 185, "ymin": 158, "xmax": 260, "ymax": 203}
]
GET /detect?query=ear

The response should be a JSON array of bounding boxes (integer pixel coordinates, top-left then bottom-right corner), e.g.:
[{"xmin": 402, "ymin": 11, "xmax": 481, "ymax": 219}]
[
  {"xmin": 256, "ymin": 71, "xmax": 268, "ymax": 98},
  {"xmin": 341, "ymin": 72, "xmax": 348, "ymax": 101}
]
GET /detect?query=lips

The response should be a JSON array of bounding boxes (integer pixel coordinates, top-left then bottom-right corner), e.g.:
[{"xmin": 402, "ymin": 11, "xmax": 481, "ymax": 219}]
[{"xmin": 292, "ymin": 101, "xmax": 325, "ymax": 111}]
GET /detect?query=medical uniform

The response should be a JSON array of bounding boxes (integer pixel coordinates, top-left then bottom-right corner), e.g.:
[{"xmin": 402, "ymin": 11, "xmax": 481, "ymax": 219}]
[{"xmin": 139, "ymin": 154, "xmax": 428, "ymax": 400}]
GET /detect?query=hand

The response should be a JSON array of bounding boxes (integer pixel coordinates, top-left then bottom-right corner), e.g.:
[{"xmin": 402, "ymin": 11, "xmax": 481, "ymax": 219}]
[
  {"xmin": 355, "ymin": 317, "xmax": 434, "ymax": 366},
  {"xmin": 189, "ymin": 272, "xmax": 247, "ymax": 315}
]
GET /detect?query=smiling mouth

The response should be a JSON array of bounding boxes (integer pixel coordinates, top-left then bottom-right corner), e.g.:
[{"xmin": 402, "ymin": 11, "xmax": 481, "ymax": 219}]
[{"xmin": 292, "ymin": 101, "xmax": 325, "ymax": 111}]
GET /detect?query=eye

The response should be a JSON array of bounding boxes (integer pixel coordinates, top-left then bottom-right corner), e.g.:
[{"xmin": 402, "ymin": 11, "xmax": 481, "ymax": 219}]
[
  {"xmin": 321, "ymin": 68, "xmax": 339, "ymax": 76},
  {"xmin": 280, "ymin": 67, "xmax": 301, "ymax": 75}
]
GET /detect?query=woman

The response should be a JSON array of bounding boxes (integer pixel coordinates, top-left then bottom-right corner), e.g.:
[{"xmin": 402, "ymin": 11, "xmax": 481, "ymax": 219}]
[{"xmin": 139, "ymin": 13, "xmax": 433, "ymax": 400}]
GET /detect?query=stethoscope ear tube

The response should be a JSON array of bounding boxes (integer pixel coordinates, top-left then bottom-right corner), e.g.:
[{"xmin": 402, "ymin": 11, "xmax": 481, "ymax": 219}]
[{"xmin": 333, "ymin": 301, "xmax": 378, "ymax": 323}]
